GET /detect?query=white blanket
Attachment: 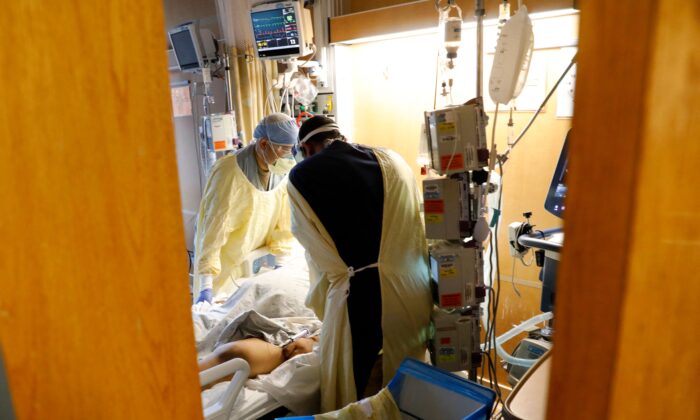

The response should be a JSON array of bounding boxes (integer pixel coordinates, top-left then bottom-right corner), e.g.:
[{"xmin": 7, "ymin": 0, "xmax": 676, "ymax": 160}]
[
  {"xmin": 194, "ymin": 249, "xmax": 323, "ymax": 417},
  {"xmin": 202, "ymin": 349, "xmax": 321, "ymax": 417},
  {"xmin": 193, "ymin": 258, "xmax": 316, "ymax": 356}
]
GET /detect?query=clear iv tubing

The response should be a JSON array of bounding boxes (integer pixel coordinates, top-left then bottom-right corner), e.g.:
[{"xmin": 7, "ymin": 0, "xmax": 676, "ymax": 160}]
[
  {"xmin": 481, "ymin": 311, "xmax": 554, "ymax": 367},
  {"xmin": 280, "ymin": 328, "xmax": 310, "ymax": 348},
  {"xmin": 481, "ymin": 103, "xmax": 499, "ymax": 220},
  {"xmin": 500, "ymin": 54, "xmax": 577, "ymax": 163}
]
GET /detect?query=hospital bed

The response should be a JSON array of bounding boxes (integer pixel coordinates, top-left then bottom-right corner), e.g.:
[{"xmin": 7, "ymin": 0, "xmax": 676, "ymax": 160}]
[{"xmin": 193, "ymin": 242, "xmax": 323, "ymax": 419}]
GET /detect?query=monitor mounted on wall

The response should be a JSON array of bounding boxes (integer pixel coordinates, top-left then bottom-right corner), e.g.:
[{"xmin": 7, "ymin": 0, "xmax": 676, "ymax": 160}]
[{"xmin": 250, "ymin": 1, "xmax": 313, "ymax": 60}]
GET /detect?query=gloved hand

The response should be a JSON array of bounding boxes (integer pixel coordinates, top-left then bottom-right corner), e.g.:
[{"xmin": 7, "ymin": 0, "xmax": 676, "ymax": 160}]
[{"xmin": 196, "ymin": 288, "xmax": 212, "ymax": 304}]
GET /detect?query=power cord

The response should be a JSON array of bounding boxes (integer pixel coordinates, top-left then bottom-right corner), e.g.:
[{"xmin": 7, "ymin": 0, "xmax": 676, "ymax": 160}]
[{"xmin": 482, "ymin": 160, "xmax": 505, "ymax": 412}]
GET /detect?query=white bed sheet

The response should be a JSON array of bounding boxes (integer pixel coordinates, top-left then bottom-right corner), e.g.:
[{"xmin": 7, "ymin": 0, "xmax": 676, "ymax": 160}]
[
  {"xmin": 194, "ymin": 242, "xmax": 322, "ymax": 418},
  {"xmin": 202, "ymin": 386, "xmax": 276, "ymax": 420},
  {"xmin": 193, "ymin": 242, "xmax": 314, "ymax": 355},
  {"xmin": 202, "ymin": 349, "xmax": 321, "ymax": 419}
]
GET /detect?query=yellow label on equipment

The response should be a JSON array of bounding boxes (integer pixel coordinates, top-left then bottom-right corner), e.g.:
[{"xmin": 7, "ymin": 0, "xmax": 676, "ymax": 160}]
[
  {"xmin": 437, "ymin": 121, "xmax": 456, "ymax": 134},
  {"xmin": 440, "ymin": 266, "xmax": 457, "ymax": 278},
  {"xmin": 425, "ymin": 214, "xmax": 444, "ymax": 224},
  {"xmin": 438, "ymin": 354, "xmax": 457, "ymax": 363}
]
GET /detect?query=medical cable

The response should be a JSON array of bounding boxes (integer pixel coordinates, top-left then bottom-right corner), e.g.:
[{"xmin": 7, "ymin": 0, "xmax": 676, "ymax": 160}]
[
  {"xmin": 494, "ymin": 161, "xmax": 505, "ymax": 392},
  {"xmin": 299, "ymin": 43, "xmax": 317, "ymax": 69},
  {"xmin": 481, "ymin": 273, "xmax": 495, "ymax": 384},
  {"xmin": 481, "ymin": 205, "xmax": 502, "ymax": 406},
  {"xmin": 510, "ymin": 257, "xmax": 522, "ymax": 297},
  {"xmin": 518, "ymin": 254, "xmax": 534, "ymax": 267},
  {"xmin": 190, "ymin": 81, "xmax": 206, "ymax": 191},
  {"xmin": 261, "ymin": 59, "xmax": 278, "ymax": 114},
  {"xmin": 484, "ymin": 102, "xmax": 500, "ymax": 322},
  {"xmin": 482, "ymin": 351, "xmax": 503, "ymax": 418},
  {"xmin": 500, "ymin": 54, "xmax": 577, "ymax": 164},
  {"xmin": 279, "ymin": 85, "xmax": 290, "ymax": 113},
  {"xmin": 442, "ymin": 122, "xmax": 460, "ymax": 173},
  {"xmin": 481, "ymin": 197, "xmax": 502, "ymax": 382},
  {"xmin": 484, "ymin": 160, "xmax": 505, "ymax": 410},
  {"xmin": 432, "ymin": 48, "xmax": 441, "ymax": 109},
  {"xmin": 490, "ymin": 181, "xmax": 505, "ymax": 411},
  {"xmin": 482, "ymin": 347, "xmax": 501, "ymax": 415},
  {"xmin": 489, "ymin": 103, "xmax": 500, "ymax": 172}
]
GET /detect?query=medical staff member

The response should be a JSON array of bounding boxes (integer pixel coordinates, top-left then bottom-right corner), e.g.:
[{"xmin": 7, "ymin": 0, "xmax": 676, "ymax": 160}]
[
  {"xmin": 288, "ymin": 116, "xmax": 432, "ymax": 411},
  {"xmin": 193, "ymin": 113, "xmax": 298, "ymax": 304}
]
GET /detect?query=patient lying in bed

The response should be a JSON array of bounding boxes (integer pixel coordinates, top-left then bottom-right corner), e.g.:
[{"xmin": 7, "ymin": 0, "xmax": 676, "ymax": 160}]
[{"xmin": 198, "ymin": 335, "xmax": 319, "ymax": 382}]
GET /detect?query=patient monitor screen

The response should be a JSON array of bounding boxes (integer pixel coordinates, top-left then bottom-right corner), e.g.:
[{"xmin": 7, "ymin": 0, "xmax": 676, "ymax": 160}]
[
  {"xmin": 544, "ymin": 130, "xmax": 570, "ymax": 218},
  {"xmin": 170, "ymin": 28, "xmax": 201, "ymax": 71},
  {"xmin": 251, "ymin": 6, "xmax": 302, "ymax": 59}
]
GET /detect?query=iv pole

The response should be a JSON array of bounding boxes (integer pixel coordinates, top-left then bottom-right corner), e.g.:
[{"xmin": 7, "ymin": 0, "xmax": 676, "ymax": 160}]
[{"xmin": 475, "ymin": 0, "xmax": 485, "ymax": 98}]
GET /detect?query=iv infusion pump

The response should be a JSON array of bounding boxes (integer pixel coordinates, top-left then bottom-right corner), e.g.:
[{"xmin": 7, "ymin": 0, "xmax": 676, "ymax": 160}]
[
  {"xmin": 424, "ymin": 102, "xmax": 489, "ymax": 175},
  {"xmin": 423, "ymin": 99, "xmax": 489, "ymax": 377}
]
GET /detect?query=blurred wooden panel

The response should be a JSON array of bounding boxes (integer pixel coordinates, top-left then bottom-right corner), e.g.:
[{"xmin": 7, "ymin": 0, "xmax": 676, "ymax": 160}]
[
  {"xmin": 331, "ymin": 0, "xmax": 575, "ymax": 43},
  {"xmin": 547, "ymin": 0, "xmax": 700, "ymax": 418},
  {"xmin": 0, "ymin": 1, "xmax": 202, "ymax": 419},
  {"xmin": 607, "ymin": 0, "xmax": 700, "ymax": 417},
  {"xmin": 545, "ymin": 0, "xmax": 656, "ymax": 417}
]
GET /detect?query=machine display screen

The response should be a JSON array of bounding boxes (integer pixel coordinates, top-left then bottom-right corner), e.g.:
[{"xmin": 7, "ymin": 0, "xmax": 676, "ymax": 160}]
[
  {"xmin": 251, "ymin": 6, "xmax": 301, "ymax": 58},
  {"xmin": 544, "ymin": 130, "xmax": 570, "ymax": 218},
  {"xmin": 171, "ymin": 29, "xmax": 200, "ymax": 70}
]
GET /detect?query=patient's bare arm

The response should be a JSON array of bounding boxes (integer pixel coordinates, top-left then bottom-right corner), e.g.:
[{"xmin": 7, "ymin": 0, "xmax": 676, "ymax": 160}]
[
  {"xmin": 198, "ymin": 336, "xmax": 319, "ymax": 389},
  {"xmin": 282, "ymin": 336, "xmax": 319, "ymax": 359},
  {"xmin": 198, "ymin": 338, "xmax": 285, "ymax": 380}
]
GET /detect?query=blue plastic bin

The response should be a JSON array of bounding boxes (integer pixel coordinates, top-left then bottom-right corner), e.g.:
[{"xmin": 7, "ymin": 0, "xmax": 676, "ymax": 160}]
[
  {"xmin": 388, "ymin": 358, "xmax": 496, "ymax": 419},
  {"xmin": 282, "ymin": 358, "xmax": 496, "ymax": 419}
]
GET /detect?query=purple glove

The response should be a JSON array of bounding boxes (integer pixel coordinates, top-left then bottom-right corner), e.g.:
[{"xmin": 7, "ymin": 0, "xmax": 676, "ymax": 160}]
[{"xmin": 196, "ymin": 288, "xmax": 212, "ymax": 304}]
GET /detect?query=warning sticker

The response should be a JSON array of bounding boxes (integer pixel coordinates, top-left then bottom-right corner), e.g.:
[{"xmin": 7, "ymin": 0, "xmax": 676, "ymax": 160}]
[
  {"xmin": 213, "ymin": 140, "xmax": 228, "ymax": 151},
  {"xmin": 424, "ymin": 183, "xmax": 440, "ymax": 200},
  {"xmin": 440, "ymin": 293, "xmax": 463, "ymax": 307},
  {"xmin": 439, "ymin": 264, "xmax": 457, "ymax": 278},
  {"xmin": 424, "ymin": 200, "xmax": 445, "ymax": 213},
  {"xmin": 425, "ymin": 214, "xmax": 444, "ymax": 224},
  {"xmin": 437, "ymin": 121, "xmax": 456, "ymax": 134},
  {"xmin": 437, "ymin": 347, "xmax": 457, "ymax": 363},
  {"xmin": 440, "ymin": 154, "xmax": 464, "ymax": 171}
]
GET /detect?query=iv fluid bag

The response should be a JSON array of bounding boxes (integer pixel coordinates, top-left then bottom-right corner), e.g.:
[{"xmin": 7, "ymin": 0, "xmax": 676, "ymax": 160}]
[
  {"xmin": 441, "ymin": 3, "xmax": 462, "ymax": 58},
  {"xmin": 488, "ymin": 6, "xmax": 534, "ymax": 105}
]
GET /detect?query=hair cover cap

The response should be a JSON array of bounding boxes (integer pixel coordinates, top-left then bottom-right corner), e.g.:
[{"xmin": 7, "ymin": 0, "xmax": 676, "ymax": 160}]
[{"xmin": 253, "ymin": 113, "xmax": 299, "ymax": 145}]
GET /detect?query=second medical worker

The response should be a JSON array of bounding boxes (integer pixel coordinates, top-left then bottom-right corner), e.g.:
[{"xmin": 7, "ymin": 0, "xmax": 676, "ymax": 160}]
[{"xmin": 192, "ymin": 113, "xmax": 298, "ymax": 304}]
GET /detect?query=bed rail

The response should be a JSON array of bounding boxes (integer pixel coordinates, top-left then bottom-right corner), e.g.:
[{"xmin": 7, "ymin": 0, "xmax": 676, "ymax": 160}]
[{"xmin": 200, "ymin": 358, "xmax": 250, "ymax": 420}]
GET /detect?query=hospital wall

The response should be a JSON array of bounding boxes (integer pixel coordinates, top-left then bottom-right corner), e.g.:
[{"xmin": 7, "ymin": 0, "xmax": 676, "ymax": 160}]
[
  {"xmin": 338, "ymin": 11, "xmax": 577, "ymax": 388},
  {"xmin": 0, "ymin": 0, "xmax": 203, "ymax": 418}
]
